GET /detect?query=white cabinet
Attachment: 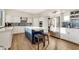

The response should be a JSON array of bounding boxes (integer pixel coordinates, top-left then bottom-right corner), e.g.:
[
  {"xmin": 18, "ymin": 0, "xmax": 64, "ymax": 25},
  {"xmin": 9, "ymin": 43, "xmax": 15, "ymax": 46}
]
[
  {"xmin": 13, "ymin": 26, "xmax": 25, "ymax": 34},
  {"xmin": 0, "ymin": 27, "xmax": 13, "ymax": 49},
  {"xmin": 6, "ymin": 16, "xmax": 21, "ymax": 23},
  {"xmin": 60, "ymin": 28, "xmax": 69, "ymax": 40},
  {"xmin": 33, "ymin": 17, "xmax": 39, "ymax": 27},
  {"xmin": 60, "ymin": 28, "xmax": 79, "ymax": 44},
  {"xmin": 67, "ymin": 29, "xmax": 79, "ymax": 44},
  {"xmin": 27, "ymin": 17, "xmax": 32, "ymax": 23}
]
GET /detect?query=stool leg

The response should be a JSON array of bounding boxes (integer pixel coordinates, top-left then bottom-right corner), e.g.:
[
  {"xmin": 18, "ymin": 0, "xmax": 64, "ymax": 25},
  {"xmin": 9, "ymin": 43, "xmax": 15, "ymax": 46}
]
[
  {"xmin": 43, "ymin": 36, "xmax": 45, "ymax": 47},
  {"xmin": 37, "ymin": 38, "xmax": 39, "ymax": 50},
  {"xmin": 34, "ymin": 37, "xmax": 36, "ymax": 44},
  {"xmin": 47, "ymin": 36, "xmax": 49, "ymax": 44}
]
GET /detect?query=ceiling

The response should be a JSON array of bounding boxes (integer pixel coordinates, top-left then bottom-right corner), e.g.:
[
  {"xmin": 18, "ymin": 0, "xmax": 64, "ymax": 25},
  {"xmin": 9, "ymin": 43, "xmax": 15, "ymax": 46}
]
[
  {"xmin": 16, "ymin": 9, "xmax": 47, "ymax": 14},
  {"xmin": 13, "ymin": 9, "xmax": 75, "ymax": 15}
]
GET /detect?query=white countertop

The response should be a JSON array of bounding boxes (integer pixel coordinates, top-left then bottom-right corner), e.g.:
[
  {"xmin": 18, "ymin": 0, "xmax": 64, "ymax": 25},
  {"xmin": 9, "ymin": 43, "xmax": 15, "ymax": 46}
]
[{"xmin": 0, "ymin": 27, "xmax": 13, "ymax": 32}]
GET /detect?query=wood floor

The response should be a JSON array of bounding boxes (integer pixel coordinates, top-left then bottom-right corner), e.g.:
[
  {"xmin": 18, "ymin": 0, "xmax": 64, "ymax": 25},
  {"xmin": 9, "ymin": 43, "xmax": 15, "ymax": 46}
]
[{"xmin": 10, "ymin": 33, "xmax": 79, "ymax": 50}]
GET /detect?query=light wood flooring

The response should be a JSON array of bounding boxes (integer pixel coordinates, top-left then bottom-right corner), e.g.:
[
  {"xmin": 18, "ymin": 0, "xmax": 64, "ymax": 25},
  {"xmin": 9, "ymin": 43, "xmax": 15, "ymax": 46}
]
[{"xmin": 10, "ymin": 33, "xmax": 79, "ymax": 50}]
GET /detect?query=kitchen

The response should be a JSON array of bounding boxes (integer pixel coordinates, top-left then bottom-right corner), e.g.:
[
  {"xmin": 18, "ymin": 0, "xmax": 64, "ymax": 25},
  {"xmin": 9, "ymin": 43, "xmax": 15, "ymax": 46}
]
[{"xmin": 0, "ymin": 9, "xmax": 79, "ymax": 50}]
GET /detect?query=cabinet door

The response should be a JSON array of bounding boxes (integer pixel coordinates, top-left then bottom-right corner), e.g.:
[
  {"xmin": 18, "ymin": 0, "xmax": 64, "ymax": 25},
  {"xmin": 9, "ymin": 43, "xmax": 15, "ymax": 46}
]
[
  {"xmin": 33, "ymin": 17, "xmax": 39, "ymax": 27},
  {"xmin": 0, "ymin": 30, "xmax": 12, "ymax": 49},
  {"xmin": 27, "ymin": 17, "xmax": 32, "ymax": 23},
  {"xmin": 69, "ymin": 29, "xmax": 79, "ymax": 44},
  {"xmin": 6, "ymin": 16, "xmax": 20, "ymax": 23},
  {"xmin": 60, "ymin": 28, "xmax": 69, "ymax": 40},
  {"xmin": 13, "ymin": 16, "xmax": 20, "ymax": 23},
  {"xmin": 66, "ymin": 28, "xmax": 71, "ymax": 40}
]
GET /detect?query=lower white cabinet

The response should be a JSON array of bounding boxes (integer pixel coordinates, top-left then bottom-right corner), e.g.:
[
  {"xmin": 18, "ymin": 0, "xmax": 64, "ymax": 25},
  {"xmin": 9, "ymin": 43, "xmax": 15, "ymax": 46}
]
[
  {"xmin": 13, "ymin": 26, "xmax": 25, "ymax": 34},
  {"xmin": 0, "ymin": 27, "xmax": 13, "ymax": 49},
  {"xmin": 67, "ymin": 29, "xmax": 79, "ymax": 44},
  {"xmin": 60, "ymin": 28, "xmax": 69, "ymax": 40},
  {"xmin": 60, "ymin": 28, "xmax": 79, "ymax": 44}
]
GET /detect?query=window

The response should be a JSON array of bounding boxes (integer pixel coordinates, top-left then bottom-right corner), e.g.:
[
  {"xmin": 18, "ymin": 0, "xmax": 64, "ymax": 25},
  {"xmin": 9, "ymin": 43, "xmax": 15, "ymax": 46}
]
[{"xmin": 0, "ymin": 10, "xmax": 2, "ymax": 26}]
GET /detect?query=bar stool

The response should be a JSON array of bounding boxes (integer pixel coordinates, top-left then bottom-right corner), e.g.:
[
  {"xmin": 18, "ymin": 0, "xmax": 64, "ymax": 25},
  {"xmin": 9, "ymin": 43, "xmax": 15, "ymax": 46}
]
[{"xmin": 34, "ymin": 34, "xmax": 45, "ymax": 50}]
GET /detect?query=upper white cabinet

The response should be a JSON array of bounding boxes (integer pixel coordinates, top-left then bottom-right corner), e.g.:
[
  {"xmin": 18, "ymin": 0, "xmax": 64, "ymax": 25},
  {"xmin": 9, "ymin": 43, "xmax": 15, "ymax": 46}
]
[
  {"xmin": 6, "ymin": 16, "xmax": 33, "ymax": 23},
  {"xmin": 27, "ymin": 17, "xmax": 32, "ymax": 23},
  {"xmin": 6, "ymin": 16, "xmax": 21, "ymax": 23},
  {"xmin": 33, "ymin": 17, "xmax": 39, "ymax": 27}
]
